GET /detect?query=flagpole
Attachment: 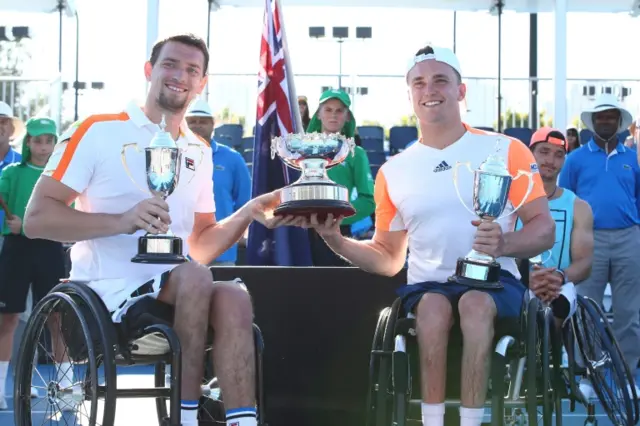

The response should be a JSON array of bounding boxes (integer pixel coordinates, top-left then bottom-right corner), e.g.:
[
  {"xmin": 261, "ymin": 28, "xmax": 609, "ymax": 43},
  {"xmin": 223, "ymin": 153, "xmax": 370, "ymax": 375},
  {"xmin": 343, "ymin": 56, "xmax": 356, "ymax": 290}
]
[{"xmin": 274, "ymin": 0, "xmax": 303, "ymax": 133}]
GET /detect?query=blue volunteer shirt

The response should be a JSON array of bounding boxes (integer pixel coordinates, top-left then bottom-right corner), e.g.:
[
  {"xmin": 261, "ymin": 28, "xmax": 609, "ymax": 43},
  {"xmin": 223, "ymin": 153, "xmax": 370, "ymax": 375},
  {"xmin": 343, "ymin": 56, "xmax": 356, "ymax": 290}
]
[
  {"xmin": 0, "ymin": 148, "xmax": 22, "ymax": 228},
  {"xmin": 558, "ymin": 139, "xmax": 640, "ymax": 230},
  {"xmin": 211, "ymin": 140, "xmax": 252, "ymax": 263}
]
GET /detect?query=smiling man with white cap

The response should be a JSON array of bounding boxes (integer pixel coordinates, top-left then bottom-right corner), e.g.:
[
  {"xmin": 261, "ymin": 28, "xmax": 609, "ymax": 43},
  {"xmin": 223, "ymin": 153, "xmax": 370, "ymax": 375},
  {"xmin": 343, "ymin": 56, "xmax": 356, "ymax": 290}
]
[
  {"xmin": 559, "ymin": 94, "xmax": 640, "ymax": 391},
  {"xmin": 298, "ymin": 44, "xmax": 554, "ymax": 426}
]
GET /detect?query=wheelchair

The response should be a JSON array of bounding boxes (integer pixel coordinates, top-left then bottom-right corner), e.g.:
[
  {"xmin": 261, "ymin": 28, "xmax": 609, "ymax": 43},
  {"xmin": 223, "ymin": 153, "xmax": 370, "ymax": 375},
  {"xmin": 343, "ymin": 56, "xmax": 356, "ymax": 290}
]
[
  {"xmin": 12, "ymin": 280, "xmax": 267, "ymax": 426},
  {"xmin": 366, "ymin": 294, "xmax": 564, "ymax": 426},
  {"xmin": 367, "ymin": 291, "xmax": 639, "ymax": 426}
]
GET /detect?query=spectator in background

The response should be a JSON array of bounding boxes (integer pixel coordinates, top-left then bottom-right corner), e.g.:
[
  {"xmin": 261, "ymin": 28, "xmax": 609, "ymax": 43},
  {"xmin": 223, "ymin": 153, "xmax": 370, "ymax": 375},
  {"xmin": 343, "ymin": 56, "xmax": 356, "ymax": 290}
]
[
  {"xmin": 559, "ymin": 94, "xmax": 640, "ymax": 390},
  {"xmin": 0, "ymin": 118, "xmax": 67, "ymax": 407},
  {"xmin": 0, "ymin": 102, "xmax": 24, "ymax": 252},
  {"xmin": 305, "ymin": 89, "xmax": 375, "ymax": 266},
  {"xmin": 566, "ymin": 128, "xmax": 581, "ymax": 152},
  {"xmin": 625, "ymin": 118, "xmax": 638, "ymax": 150},
  {"xmin": 185, "ymin": 98, "xmax": 251, "ymax": 266},
  {"xmin": 298, "ymin": 96, "xmax": 311, "ymax": 130}
]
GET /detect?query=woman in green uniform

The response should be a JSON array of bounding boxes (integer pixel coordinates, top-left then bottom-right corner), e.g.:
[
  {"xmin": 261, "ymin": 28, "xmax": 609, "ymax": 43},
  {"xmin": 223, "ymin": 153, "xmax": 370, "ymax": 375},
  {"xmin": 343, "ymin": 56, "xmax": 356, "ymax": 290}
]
[{"xmin": 305, "ymin": 89, "xmax": 375, "ymax": 266}]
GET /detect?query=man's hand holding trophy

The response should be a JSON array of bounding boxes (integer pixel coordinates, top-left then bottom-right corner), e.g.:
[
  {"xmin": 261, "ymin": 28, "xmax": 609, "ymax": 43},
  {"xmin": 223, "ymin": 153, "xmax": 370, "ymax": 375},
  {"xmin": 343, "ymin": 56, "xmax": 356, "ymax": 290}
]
[
  {"xmin": 121, "ymin": 115, "xmax": 203, "ymax": 264},
  {"xmin": 449, "ymin": 140, "xmax": 534, "ymax": 289}
]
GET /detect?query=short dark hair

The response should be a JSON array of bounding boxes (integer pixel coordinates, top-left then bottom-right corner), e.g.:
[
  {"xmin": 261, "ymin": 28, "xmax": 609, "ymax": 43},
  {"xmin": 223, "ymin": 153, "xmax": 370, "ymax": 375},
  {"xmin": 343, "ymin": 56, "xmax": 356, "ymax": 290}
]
[
  {"xmin": 414, "ymin": 45, "xmax": 462, "ymax": 84},
  {"xmin": 149, "ymin": 33, "xmax": 210, "ymax": 76}
]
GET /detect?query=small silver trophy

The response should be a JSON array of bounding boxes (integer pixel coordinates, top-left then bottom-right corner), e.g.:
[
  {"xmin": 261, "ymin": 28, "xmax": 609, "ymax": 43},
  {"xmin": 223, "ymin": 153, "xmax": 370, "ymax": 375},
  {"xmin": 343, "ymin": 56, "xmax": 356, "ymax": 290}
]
[
  {"xmin": 449, "ymin": 140, "xmax": 534, "ymax": 288},
  {"xmin": 529, "ymin": 249, "xmax": 553, "ymax": 268},
  {"xmin": 270, "ymin": 132, "xmax": 356, "ymax": 220},
  {"xmin": 121, "ymin": 115, "xmax": 199, "ymax": 264}
]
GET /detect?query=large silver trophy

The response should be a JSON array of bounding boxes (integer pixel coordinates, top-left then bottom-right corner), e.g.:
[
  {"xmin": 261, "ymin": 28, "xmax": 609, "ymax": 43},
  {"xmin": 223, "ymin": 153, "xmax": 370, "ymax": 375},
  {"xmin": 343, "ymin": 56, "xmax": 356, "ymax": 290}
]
[
  {"xmin": 449, "ymin": 140, "xmax": 534, "ymax": 288},
  {"xmin": 121, "ymin": 115, "xmax": 203, "ymax": 264},
  {"xmin": 270, "ymin": 132, "xmax": 356, "ymax": 220}
]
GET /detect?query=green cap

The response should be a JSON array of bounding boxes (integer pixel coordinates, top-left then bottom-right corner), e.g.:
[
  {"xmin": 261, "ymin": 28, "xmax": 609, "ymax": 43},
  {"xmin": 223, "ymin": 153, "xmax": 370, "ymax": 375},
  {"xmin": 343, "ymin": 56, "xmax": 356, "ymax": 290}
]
[
  {"xmin": 26, "ymin": 117, "xmax": 57, "ymax": 138},
  {"xmin": 306, "ymin": 89, "xmax": 356, "ymax": 138}
]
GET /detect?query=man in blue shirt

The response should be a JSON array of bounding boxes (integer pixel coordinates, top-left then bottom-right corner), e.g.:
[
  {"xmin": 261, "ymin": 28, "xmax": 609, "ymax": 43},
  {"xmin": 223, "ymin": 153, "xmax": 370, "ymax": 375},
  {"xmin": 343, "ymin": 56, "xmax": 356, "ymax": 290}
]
[
  {"xmin": 0, "ymin": 102, "xmax": 24, "ymax": 253},
  {"xmin": 559, "ymin": 94, "xmax": 640, "ymax": 384},
  {"xmin": 185, "ymin": 99, "xmax": 251, "ymax": 265}
]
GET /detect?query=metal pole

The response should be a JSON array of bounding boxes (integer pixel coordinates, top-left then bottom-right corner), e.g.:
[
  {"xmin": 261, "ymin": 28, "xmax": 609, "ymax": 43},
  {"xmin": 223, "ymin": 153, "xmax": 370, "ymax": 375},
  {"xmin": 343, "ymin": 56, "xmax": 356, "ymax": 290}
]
[
  {"xmin": 453, "ymin": 12, "xmax": 457, "ymax": 54},
  {"xmin": 58, "ymin": 0, "xmax": 63, "ymax": 73},
  {"xmin": 338, "ymin": 40, "xmax": 343, "ymax": 90},
  {"xmin": 205, "ymin": 0, "xmax": 213, "ymax": 101},
  {"xmin": 74, "ymin": 12, "xmax": 80, "ymax": 121},
  {"xmin": 497, "ymin": 1, "xmax": 503, "ymax": 132},
  {"xmin": 529, "ymin": 13, "xmax": 538, "ymax": 129}
]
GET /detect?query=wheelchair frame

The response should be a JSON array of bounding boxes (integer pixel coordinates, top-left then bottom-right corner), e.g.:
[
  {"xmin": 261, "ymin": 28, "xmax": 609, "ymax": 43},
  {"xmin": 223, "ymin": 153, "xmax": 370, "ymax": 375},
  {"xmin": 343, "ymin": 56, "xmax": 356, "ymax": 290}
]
[
  {"xmin": 366, "ymin": 296, "xmax": 564, "ymax": 426},
  {"xmin": 13, "ymin": 281, "xmax": 267, "ymax": 426}
]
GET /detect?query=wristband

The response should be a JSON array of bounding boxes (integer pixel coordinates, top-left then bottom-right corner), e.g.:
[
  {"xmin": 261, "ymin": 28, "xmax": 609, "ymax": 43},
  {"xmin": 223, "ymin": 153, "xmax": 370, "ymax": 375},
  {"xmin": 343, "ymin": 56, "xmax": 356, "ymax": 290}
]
[{"xmin": 555, "ymin": 269, "xmax": 567, "ymax": 284}]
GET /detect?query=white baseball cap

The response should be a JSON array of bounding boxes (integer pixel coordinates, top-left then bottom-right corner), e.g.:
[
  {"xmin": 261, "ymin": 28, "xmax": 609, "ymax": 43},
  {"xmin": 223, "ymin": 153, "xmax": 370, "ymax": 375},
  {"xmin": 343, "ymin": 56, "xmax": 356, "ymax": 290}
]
[
  {"xmin": 405, "ymin": 46, "xmax": 462, "ymax": 80},
  {"xmin": 0, "ymin": 101, "xmax": 25, "ymax": 139},
  {"xmin": 186, "ymin": 98, "xmax": 213, "ymax": 118}
]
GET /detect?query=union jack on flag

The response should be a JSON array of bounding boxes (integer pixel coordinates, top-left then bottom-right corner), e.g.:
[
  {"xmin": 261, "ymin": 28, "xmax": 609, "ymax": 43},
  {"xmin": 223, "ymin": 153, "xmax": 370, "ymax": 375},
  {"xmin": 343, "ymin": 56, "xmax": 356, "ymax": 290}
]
[{"xmin": 246, "ymin": 0, "xmax": 312, "ymax": 266}]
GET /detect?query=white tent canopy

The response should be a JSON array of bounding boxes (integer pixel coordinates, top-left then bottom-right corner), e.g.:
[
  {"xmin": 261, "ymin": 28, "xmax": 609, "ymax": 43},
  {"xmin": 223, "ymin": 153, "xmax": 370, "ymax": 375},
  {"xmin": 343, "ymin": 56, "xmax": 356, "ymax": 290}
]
[{"xmin": 0, "ymin": 0, "xmax": 76, "ymax": 16}]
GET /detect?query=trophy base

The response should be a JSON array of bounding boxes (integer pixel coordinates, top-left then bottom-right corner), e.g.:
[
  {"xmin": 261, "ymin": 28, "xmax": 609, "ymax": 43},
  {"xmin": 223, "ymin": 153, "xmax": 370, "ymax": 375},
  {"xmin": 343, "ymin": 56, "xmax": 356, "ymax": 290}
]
[
  {"xmin": 448, "ymin": 257, "xmax": 504, "ymax": 289},
  {"xmin": 132, "ymin": 235, "xmax": 188, "ymax": 265},
  {"xmin": 274, "ymin": 182, "xmax": 356, "ymax": 220}
]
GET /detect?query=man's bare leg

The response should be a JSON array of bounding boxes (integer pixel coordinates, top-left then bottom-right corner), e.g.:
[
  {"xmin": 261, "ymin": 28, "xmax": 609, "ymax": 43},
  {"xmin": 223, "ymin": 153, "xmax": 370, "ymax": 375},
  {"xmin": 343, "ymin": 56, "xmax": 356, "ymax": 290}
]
[
  {"xmin": 0, "ymin": 313, "xmax": 19, "ymax": 408},
  {"xmin": 209, "ymin": 281, "xmax": 256, "ymax": 424},
  {"xmin": 415, "ymin": 293, "xmax": 453, "ymax": 426},
  {"xmin": 157, "ymin": 263, "xmax": 213, "ymax": 425},
  {"xmin": 458, "ymin": 291, "xmax": 496, "ymax": 426}
]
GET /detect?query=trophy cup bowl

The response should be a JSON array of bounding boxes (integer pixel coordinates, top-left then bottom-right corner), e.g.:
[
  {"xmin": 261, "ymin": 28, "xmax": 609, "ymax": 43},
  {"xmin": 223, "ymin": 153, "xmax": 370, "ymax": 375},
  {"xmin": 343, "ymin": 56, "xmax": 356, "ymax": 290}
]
[
  {"xmin": 270, "ymin": 132, "xmax": 356, "ymax": 220},
  {"xmin": 448, "ymin": 140, "xmax": 534, "ymax": 289},
  {"xmin": 121, "ymin": 115, "xmax": 188, "ymax": 265}
]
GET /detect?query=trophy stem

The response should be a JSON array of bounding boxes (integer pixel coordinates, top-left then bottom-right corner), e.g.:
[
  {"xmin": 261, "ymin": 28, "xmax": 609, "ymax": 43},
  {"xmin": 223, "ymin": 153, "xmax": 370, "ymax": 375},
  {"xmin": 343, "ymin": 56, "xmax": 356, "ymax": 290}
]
[
  {"xmin": 465, "ymin": 248, "xmax": 496, "ymax": 264},
  {"xmin": 300, "ymin": 158, "xmax": 329, "ymax": 181}
]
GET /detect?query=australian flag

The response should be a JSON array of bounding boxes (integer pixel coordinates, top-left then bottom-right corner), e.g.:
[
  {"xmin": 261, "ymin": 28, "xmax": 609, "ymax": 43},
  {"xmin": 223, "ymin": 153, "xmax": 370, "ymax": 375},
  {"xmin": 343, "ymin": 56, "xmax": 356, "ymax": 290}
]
[{"xmin": 246, "ymin": 0, "xmax": 312, "ymax": 266}]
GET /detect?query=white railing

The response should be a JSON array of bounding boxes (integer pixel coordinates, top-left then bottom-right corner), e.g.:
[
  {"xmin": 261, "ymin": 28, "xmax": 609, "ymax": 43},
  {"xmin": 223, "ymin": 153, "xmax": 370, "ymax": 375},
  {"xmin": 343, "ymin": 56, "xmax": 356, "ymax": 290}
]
[{"xmin": 0, "ymin": 74, "xmax": 63, "ymax": 130}]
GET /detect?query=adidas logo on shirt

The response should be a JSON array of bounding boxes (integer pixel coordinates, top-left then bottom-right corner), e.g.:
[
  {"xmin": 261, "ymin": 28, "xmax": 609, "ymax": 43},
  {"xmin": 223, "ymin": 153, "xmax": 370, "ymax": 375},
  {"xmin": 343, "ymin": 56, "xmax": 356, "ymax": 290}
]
[{"xmin": 433, "ymin": 161, "xmax": 452, "ymax": 172}]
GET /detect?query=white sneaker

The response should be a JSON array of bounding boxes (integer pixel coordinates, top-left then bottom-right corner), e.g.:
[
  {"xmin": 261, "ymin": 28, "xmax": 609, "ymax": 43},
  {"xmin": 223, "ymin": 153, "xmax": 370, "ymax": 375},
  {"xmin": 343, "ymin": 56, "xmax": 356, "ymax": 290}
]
[
  {"xmin": 579, "ymin": 378, "xmax": 597, "ymax": 401},
  {"xmin": 30, "ymin": 386, "xmax": 38, "ymax": 398},
  {"xmin": 0, "ymin": 393, "xmax": 7, "ymax": 410}
]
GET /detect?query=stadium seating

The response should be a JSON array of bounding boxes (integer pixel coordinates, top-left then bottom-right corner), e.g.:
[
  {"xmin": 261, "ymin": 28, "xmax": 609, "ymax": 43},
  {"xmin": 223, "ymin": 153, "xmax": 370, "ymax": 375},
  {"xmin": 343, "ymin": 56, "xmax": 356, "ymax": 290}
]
[
  {"xmin": 214, "ymin": 124, "xmax": 243, "ymax": 149},
  {"xmin": 389, "ymin": 126, "xmax": 418, "ymax": 153}
]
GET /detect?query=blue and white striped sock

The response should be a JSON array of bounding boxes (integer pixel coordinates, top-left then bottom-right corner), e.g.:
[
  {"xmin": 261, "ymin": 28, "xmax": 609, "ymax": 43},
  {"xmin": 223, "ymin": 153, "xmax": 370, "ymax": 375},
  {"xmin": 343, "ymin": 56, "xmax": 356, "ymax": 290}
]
[
  {"xmin": 226, "ymin": 406, "xmax": 257, "ymax": 426},
  {"xmin": 181, "ymin": 399, "xmax": 199, "ymax": 425}
]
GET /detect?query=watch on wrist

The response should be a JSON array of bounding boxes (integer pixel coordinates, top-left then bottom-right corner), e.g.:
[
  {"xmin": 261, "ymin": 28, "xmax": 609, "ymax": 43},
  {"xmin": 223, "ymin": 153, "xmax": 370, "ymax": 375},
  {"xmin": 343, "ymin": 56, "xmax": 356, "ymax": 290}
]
[{"xmin": 555, "ymin": 269, "xmax": 567, "ymax": 284}]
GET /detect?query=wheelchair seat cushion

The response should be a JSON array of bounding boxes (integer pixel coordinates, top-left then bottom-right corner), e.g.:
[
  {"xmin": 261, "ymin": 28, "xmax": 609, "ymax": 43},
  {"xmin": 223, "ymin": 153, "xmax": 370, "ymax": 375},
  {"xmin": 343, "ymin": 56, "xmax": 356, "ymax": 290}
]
[
  {"xmin": 119, "ymin": 296, "xmax": 175, "ymax": 356},
  {"xmin": 396, "ymin": 270, "xmax": 526, "ymax": 320}
]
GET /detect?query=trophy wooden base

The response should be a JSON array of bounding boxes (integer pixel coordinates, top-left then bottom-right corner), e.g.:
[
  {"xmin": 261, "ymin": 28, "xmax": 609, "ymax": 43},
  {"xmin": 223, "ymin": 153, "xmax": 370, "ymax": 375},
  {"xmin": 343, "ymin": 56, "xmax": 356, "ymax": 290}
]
[
  {"xmin": 448, "ymin": 257, "xmax": 503, "ymax": 289},
  {"xmin": 132, "ymin": 235, "xmax": 188, "ymax": 264},
  {"xmin": 274, "ymin": 200, "xmax": 356, "ymax": 222}
]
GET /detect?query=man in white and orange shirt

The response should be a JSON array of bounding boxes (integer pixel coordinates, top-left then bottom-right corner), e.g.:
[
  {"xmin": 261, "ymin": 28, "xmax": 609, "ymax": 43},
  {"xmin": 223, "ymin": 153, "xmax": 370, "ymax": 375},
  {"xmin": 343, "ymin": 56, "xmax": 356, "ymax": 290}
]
[
  {"xmin": 300, "ymin": 45, "xmax": 555, "ymax": 426},
  {"xmin": 23, "ymin": 34, "xmax": 293, "ymax": 426}
]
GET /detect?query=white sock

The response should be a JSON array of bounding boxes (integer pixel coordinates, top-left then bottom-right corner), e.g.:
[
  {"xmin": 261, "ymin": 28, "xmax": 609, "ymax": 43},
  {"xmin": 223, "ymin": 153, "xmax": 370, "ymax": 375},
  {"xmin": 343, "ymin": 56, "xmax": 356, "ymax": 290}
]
[
  {"xmin": 57, "ymin": 362, "xmax": 73, "ymax": 386},
  {"xmin": 460, "ymin": 406, "xmax": 485, "ymax": 426},
  {"xmin": 181, "ymin": 400, "xmax": 199, "ymax": 425},
  {"xmin": 0, "ymin": 361, "xmax": 8, "ymax": 395},
  {"xmin": 226, "ymin": 407, "xmax": 258, "ymax": 426},
  {"xmin": 421, "ymin": 402, "xmax": 445, "ymax": 426}
]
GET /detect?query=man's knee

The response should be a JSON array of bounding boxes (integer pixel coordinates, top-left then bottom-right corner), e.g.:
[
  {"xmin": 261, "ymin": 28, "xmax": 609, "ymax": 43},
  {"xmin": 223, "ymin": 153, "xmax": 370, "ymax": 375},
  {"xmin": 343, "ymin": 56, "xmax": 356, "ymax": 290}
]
[
  {"xmin": 458, "ymin": 291, "xmax": 496, "ymax": 335},
  {"xmin": 415, "ymin": 293, "xmax": 453, "ymax": 335},
  {"xmin": 162, "ymin": 262, "xmax": 214, "ymax": 302},
  {"xmin": 210, "ymin": 280, "xmax": 253, "ymax": 327}
]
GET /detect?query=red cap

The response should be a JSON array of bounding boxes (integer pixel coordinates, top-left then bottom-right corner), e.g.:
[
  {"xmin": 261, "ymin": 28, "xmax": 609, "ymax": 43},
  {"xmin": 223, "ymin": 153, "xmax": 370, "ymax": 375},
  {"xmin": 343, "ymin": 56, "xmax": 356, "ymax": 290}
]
[{"xmin": 530, "ymin": 127, "xmax": 567, "ymax": 151}]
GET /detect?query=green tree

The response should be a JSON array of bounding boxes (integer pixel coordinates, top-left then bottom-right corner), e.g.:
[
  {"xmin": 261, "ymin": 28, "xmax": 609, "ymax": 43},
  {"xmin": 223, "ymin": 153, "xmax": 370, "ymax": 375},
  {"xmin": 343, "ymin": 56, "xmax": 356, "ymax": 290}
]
[{"xmin": 216, "ymin": 107, "xmax": 246, "ymax": 133}]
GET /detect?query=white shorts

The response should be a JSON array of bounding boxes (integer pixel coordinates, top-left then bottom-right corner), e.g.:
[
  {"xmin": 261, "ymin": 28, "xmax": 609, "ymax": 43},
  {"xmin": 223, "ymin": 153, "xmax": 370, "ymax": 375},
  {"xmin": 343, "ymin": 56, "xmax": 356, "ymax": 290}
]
[{"xmin": 528, "ymin": 281, "xmax": 577, "ymax": 326}]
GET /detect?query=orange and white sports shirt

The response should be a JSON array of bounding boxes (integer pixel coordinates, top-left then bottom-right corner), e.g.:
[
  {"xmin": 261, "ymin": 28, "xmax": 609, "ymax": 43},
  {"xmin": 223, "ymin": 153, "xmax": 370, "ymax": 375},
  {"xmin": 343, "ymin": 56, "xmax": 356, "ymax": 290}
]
[
  {"xmin": 375, "ymin": 125, "xmax": 545, "ymax": 285},
  {"xmin": 43, "ymin": 101, "xmax": 214, "ymax": 311}
]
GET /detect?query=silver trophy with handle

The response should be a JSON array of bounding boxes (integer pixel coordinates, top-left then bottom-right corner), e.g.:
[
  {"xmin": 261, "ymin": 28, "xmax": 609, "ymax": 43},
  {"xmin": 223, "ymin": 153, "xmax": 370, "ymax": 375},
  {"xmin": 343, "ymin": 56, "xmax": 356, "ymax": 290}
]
[{"xmin": 449, "ymin": 140, "xmax": 534, "ymax": 288}]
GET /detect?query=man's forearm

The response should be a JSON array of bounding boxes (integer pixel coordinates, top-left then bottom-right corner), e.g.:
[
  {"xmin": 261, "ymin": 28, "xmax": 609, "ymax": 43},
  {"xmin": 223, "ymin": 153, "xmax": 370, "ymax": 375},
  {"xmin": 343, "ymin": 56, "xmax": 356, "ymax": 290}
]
[
  {"xmin": 24, "ymin": 197, "xmax": 124, "ymax": 242},
  {"xmin": 502, "ymin": 215, "xmax": 555, "ymax": 259},
  {"xmin": 189, "ymin": 206, "xmax": 252, "ymax": 264},
  {"xmin": 564, "ymin": 258, "xmax": 591, "ymax": 284},
  {"xmin": 322, "ymin": 235, "xmax": 402, "ymax": 276}
]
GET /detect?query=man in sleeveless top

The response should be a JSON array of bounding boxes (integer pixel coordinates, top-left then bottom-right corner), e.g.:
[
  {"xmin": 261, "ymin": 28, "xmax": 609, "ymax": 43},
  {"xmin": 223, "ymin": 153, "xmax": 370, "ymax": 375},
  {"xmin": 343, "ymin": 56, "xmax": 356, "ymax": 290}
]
[
  {"xmin": 295, "ymin": 45, "xmax": 556, "ymax": 426},
  {"xmin": 521, "ymin": 128, "xmax": 594, "ymax": 330}
]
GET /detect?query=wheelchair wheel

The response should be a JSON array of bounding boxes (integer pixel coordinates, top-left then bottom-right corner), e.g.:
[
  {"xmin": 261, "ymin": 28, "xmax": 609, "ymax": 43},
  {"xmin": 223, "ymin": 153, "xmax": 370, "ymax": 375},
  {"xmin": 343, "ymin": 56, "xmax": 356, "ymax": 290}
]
[
  {"xmin": 14, "ymin": 290, "xmax": 117, "ymax": 426},
  {"xmin": 573, "ymin": 295, "xmax": 636, "ymax": 426},
  {"xmin": 526, "ymin": 297, "xmax": 540, "ymax": 426},
  {"xmin": 539, "ymin": 306, "xmax": 563, "ymax": 426},
  {"xmin": 366, "ymin": 306, "xmax": 392, "ymax": 426}
]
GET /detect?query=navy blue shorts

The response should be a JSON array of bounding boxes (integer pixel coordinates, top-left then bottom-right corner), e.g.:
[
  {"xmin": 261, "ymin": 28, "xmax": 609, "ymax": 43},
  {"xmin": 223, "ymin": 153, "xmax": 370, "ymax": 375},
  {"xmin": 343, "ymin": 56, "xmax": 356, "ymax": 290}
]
[{"xmin": 396, "ymin": 271, "xmax": 526, "ymax": 319}]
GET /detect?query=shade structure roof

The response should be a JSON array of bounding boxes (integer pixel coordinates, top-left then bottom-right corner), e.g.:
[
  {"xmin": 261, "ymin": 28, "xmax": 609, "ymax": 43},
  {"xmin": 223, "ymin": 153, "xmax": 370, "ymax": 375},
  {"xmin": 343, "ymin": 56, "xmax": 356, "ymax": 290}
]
[
  {"xmin": 213, "ymin": 0, "xmax": 639, "ymax": 14},
  {"xmin": 0, "ymin": 0, "xmax": 76, "ymax": 16}
]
